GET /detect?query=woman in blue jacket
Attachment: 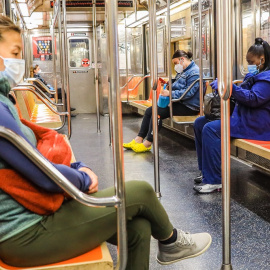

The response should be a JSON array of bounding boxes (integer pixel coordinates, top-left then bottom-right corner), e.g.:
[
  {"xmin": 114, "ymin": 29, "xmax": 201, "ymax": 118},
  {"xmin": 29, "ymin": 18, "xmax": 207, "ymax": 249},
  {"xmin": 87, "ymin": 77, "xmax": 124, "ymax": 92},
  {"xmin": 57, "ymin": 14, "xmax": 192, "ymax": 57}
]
[
  {"xmin": 193, "ymin": 38, "xmax": 270, "ymax": 194},
  {"xmin": 124, "ymin": 50, "xmax": 200, "ymax": 153}
]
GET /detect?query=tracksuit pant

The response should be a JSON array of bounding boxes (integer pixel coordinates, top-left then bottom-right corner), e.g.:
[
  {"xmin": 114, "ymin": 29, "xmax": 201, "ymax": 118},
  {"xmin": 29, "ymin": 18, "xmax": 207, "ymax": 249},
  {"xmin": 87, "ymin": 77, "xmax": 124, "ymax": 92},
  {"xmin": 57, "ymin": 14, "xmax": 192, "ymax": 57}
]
[
  {"xmin": 194, "ymin": 116, "xmax": 222, "ymax": 185},
  {"xmin": 0, "ymin": 181, "xmax": 173, "ymax": 270}
]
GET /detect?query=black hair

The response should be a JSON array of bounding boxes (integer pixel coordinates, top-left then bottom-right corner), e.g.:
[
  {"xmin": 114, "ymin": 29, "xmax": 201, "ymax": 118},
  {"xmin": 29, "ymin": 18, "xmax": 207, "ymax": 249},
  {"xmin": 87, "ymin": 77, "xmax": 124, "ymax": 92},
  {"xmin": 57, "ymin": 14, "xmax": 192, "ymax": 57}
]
[
  {"xmin": 172, "ymin": 50, "xmax": 193, "ymax": 60},
  {"xmin": 33, "ymin": 64, "xmax": 39, "ymax": 72},
  {"xmin": 247, "ymin": 38, "xmax": 270, "ymax": 70}
]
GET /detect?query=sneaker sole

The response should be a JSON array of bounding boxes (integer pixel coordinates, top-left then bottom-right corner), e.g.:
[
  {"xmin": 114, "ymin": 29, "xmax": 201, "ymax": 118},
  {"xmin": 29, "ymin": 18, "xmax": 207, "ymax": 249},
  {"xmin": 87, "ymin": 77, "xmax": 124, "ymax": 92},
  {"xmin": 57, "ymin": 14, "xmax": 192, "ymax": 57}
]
[
  {"xmin": 193, "ymin": 187, "xmax": 222, "ymax": 193},
  {"xmin": 156, "ymin": 235, "xmax": 212, "ymax": 265}
]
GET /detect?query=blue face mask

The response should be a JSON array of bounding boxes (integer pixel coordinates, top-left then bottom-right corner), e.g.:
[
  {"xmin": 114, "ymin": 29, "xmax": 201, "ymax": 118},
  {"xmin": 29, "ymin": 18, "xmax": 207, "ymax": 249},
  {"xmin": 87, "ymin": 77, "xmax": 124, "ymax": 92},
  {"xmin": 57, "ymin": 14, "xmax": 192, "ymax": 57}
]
[
  {"xmin": 0, "ymin": 56, "xmax": 25, "ymax": 87},
  {"xmin": 247, "ymin": 65, "xmax": 258, "ymax": 75}
]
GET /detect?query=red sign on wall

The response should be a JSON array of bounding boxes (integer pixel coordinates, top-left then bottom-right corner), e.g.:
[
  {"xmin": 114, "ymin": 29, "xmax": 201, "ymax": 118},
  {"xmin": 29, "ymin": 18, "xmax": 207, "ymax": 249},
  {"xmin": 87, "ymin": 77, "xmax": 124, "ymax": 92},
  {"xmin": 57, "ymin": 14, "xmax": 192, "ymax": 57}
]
[{"xmin": 32, "ymin": 36, "xmax": 56, "ymax": 61}]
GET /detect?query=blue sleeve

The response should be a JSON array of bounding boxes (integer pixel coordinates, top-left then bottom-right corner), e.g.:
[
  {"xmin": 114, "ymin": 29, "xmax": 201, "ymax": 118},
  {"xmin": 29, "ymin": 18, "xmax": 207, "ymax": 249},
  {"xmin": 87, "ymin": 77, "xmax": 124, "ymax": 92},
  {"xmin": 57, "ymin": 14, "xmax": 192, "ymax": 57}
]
[
  {"xmin": 0, "ymin": 102, "xmax": 91, "ymax": 193},
  {"xmin": 232, "ymin": 80, "xmax": 270, "ymax": 107},
  {"xmin": 171, "ymin": 73, "xmax": 200, "ymax": 99}
]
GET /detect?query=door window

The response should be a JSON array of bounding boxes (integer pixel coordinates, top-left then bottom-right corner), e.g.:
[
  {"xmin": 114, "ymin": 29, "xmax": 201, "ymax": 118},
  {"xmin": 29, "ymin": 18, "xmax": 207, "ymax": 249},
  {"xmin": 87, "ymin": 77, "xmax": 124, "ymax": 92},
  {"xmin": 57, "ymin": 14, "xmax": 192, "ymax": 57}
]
[{"xmin": 69, "ymin": 38, "xmax": 90, "ymax": 68}]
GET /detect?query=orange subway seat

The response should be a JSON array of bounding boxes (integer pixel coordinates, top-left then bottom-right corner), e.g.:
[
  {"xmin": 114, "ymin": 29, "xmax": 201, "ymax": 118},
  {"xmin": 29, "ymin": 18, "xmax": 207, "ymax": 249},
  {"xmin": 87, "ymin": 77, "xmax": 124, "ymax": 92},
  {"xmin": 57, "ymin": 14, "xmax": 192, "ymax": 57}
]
[{"xmin": 0, "ymin": 246, "xmax": 102, "ymax": 270}]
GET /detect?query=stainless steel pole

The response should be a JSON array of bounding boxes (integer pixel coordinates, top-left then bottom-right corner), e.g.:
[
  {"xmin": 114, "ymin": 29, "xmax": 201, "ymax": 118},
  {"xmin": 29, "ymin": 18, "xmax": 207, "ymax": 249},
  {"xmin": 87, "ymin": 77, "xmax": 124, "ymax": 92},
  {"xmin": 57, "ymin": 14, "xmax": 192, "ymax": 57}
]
[
  {"xmin": 58, "ymin": 4, "xmax": 65, "ymax": 109},
  {"xmin": 125, "ymin": 13, "xmax": 129, "ymax": 103},
  {"xmin": 198, "ymin": 0, "xmax": 204, "ymax": 116},
  {"xmin": 93, "ymin": 1, "xmax": 101, "ymax": 133},
  {"xmin": 167, "ymin": 0, "xmax": 173, "ymax": 126},
  {"xmin": 51, "ymin": 24, "xmax": 58, "ymax": 101},
  {"xmin": 217, "ymin": 0, "xmax": 233, "ymax": 269},
  {"xmin": 62, "ymin": 0, "xmax": 72, "ymax": 138},
  {"xmin": 105, "ymin": 0, "xmax": 127, "ymax": 269},
  {"xmin": 149, "ymin": 0, "xmax": 161, "ymax": 198}
]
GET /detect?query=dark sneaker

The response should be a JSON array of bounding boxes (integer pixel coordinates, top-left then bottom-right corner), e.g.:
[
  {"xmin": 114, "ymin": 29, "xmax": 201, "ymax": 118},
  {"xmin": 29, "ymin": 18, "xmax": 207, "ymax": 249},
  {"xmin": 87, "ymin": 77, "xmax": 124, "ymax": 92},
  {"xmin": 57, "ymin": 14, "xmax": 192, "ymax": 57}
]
[
  {"xmin": 193, "ymin": 183, "xmax": 222, "ymax": 193},
  {"xmin": 157, "ymin": 230, "xmax": 212, "ymax": 265},
  {"xmin": 194, "ymin": 173, "xmax": 203, "ymax": 184}
]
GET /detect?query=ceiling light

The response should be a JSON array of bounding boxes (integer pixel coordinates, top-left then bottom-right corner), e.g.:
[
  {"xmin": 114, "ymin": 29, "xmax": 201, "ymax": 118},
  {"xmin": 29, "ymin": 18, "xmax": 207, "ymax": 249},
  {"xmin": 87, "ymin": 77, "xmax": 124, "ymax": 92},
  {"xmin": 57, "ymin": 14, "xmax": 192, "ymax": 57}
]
[{"xmin": 18, "ymin": 3, "xmax": 30, "ymax": 17}]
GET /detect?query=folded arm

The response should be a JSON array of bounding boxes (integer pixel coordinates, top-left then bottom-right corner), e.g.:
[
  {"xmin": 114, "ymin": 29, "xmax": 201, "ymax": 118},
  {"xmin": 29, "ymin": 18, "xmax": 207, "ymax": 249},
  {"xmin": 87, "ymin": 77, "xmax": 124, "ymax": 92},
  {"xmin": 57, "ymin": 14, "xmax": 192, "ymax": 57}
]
[
  {"xmin": 0, "ymin": 103, "xmax": 91, "ymax": 193},
  {"xmin": 171, "ymin": 74, "xmax": 200, "ymax": 100}
]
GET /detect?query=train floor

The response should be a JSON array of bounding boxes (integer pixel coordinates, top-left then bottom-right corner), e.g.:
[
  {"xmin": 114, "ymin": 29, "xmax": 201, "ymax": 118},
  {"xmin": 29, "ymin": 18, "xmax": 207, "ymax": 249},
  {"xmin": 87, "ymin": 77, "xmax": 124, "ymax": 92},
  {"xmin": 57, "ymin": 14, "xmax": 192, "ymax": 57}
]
[{"xmin": 68, "ymin": 113, "xmax": 270, "ymax": 270}]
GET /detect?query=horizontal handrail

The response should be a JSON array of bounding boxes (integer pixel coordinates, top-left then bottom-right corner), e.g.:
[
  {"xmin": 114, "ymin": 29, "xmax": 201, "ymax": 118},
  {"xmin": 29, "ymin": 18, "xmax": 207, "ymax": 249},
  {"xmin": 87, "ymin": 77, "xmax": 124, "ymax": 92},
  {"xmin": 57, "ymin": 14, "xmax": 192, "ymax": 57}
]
[
  {"xmin": 25, "ymin": 78, "xmax": 56, "ymax": 95},
  {"xmin": 128, "ymin": 74, "xmax": 150, "ymax": 92},
  {"xmin": 12, "ymin": 86, "xmax": 68, "ymax": 117},
  {"xmin": 120, "ymin": 74, "xmax": 145, "ymax": 90},
  {"xmin": 17, "ymin": 83, "xmax": 64, "ymax": 107},
  {"xmin": 232, "ymin": 79, "xmax": 243, "ymax": 84},
  {"xmin": 0, "ymin": 126, "xmax": 120, "ymax": 207},
  {"xmin": 171, "ymin": 78, "xmax": 200, "ymax": 103}
]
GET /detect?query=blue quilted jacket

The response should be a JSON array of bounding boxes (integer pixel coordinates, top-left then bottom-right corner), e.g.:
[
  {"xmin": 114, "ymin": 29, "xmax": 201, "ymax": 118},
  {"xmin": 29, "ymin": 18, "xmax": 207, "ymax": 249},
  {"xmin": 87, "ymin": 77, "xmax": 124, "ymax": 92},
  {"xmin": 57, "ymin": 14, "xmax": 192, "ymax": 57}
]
[
  {"xmin": 231, "ymin": 69, "xmax": 270, "ymax": 140},
  {"xmin": 172, "ymin": 60, "xmax": 200, "ymax": 111}
]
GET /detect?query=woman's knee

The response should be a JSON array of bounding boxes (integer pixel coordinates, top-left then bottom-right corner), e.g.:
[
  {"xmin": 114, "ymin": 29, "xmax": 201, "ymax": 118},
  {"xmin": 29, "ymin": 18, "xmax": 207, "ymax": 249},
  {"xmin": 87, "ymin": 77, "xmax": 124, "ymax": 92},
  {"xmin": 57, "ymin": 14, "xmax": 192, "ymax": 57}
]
[
  {"xmin": 144, "ymin": 107, "xmax": 152, "ymax": 117},
  {"xmin": 125, "ymin": 181, "xmax": 155, "ymax": 202},
  {"xmin": 202, "ymin": 121, "xmax": 221, "ymax": 140},
  {"xmin": 194, "ymin": 116, "xmax": 208, "ymax": 132}
]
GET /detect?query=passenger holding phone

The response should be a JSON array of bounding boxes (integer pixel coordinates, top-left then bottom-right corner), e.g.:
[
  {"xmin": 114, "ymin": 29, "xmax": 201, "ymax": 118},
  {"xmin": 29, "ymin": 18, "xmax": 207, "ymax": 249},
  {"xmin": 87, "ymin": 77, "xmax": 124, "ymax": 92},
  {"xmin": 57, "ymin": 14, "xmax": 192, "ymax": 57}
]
[{"xmin": 123, "ymin": 50, "xmax": 200, "ymax": 153}]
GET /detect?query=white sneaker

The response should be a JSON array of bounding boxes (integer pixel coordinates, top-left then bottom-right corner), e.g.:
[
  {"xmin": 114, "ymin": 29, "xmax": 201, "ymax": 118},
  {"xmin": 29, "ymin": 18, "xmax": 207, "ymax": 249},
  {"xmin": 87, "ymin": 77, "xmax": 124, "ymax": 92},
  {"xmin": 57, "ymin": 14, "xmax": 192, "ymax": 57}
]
[
  {"xmin": 193, "ymin": 183, "xmax": 222, "ymax": 193},
  {"xmin": 157, "ymin": 230, "xmax": 212, "ymax": 265}
]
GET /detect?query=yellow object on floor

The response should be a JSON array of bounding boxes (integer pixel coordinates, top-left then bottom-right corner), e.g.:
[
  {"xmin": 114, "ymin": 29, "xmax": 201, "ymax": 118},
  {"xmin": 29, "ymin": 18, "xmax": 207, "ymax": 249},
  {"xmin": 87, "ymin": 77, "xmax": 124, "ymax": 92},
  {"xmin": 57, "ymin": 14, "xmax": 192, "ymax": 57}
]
[
  {"xmin": 123, "ymin": 139, "xmax": 138, "ymax": 149},
  {"xmin": 131, "ymin": 143, "xmax": 152, "ymax": 153}
]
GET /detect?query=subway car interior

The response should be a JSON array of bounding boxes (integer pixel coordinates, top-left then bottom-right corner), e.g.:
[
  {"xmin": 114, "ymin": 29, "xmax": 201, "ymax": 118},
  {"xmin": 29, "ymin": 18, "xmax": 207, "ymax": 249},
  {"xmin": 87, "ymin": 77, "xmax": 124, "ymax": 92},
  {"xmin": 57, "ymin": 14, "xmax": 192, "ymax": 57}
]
[{"xmin": 0, "ymin": 0, "xmax": 270, "ymax": 269}]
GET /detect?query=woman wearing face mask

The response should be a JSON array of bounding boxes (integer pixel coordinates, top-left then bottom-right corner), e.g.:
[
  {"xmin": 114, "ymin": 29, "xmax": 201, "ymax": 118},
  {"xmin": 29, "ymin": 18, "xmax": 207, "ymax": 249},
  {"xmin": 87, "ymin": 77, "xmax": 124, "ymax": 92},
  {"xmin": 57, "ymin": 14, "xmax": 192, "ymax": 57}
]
[
  {"xmin": 0, "ymin": 16, "xmax": 212, "ymax": 268},
  {"xmin": 193, "ymin": 38, "xmax": 270, "ymax": 194},
  {"xmin": 123, "ymin": 50, "xmax": 200, "ymax": 153},
  {"xmin": 33, "ymin": 64, "xmax": 76, "ymax": 112}
]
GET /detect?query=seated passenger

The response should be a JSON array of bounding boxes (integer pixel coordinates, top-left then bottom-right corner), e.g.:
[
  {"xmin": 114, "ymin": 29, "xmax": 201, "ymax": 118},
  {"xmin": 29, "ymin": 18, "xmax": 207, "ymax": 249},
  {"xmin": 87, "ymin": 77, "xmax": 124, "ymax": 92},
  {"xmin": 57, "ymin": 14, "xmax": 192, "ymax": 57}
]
[
  {"xmin": 33, "ymin": 64, "xmax": 49, "ymax": 87},
  {"xmin": 123, "ymin": 50, "xmax": 200, "ymax": 153},
  {"xmin": 193, "ymin": 38, "xmax": 270, "ymax": 194},
  {"xmin": 0, "ymin": 16, "xmax": 211, "ymax": 269},
  {"xmin": 33, "ymin": 65, "xmax": 76, "ymax": 113}
]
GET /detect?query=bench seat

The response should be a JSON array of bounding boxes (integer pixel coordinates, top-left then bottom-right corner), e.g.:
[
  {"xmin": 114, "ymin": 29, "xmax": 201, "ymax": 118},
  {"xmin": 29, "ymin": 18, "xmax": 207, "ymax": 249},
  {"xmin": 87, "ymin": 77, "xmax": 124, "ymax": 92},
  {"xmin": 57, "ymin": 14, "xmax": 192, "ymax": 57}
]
[
  {"xmin": 14, "ymin": 89, "xmax": 62, "ymax": 129},
  {"xmin": 0, "ymin": 242, "xmax": 113, "ymax": 270},
  {"xmin": 231, "ymin": 139, "xmax": 270, "ymax": 160},
  {"xmin": 173, "ymin": 115, "xmax": 200, "ymax": 123}
]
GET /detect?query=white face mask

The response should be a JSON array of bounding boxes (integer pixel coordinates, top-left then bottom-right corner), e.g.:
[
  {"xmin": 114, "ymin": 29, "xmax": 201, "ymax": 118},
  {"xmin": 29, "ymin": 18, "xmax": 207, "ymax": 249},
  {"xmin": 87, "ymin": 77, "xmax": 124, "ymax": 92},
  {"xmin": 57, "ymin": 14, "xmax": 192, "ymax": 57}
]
[
  {"xmin": 0, "ymin": 56, "xmax": 25, "ymax": 87},
  {"xmin": 174, "ymin": 63, "xmax": 183, "ymax": 74}
]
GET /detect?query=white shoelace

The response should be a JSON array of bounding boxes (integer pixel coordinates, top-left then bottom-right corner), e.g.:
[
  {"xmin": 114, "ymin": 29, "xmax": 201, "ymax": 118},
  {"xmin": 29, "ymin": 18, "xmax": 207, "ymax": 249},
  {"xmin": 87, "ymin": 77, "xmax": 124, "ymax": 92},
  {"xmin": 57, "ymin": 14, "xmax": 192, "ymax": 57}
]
[{"xmin": 176, "ymin": 230, "xmax": 194, "ymax": 246}]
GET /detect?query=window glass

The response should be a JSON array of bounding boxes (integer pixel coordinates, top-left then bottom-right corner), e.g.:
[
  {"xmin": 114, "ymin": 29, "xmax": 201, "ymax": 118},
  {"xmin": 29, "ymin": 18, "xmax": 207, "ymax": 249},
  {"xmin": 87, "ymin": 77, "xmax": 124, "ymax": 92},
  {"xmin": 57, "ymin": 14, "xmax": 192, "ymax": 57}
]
[
  {"xmin": 241, "ymin": 0, "xmax": 254, "ymax": 72},
  {"xmin": 69, "ymin": 38, "xmax": 90, "ymax": 68},
  {"xmin": 260, "ymin": 0, "xmax": 270, "ymax": 43},
  {"xmin": 193, "ymin": 14, "xmax": 212, "ymax": 77}
]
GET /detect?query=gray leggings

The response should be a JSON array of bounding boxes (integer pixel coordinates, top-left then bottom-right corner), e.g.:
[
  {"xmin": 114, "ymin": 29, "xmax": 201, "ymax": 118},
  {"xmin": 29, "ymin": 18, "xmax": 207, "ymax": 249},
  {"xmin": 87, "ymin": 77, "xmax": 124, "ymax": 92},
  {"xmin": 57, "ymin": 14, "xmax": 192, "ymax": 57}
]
[{"xmin": 0, "ymin": 181, "xmax": 173, "ymax": 270}]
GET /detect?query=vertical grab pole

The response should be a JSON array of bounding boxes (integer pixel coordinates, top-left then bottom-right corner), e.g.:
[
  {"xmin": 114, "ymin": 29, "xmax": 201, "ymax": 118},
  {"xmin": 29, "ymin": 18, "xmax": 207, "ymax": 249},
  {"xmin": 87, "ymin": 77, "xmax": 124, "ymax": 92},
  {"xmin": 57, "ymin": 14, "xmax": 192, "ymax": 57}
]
[
  {"xmin": 51, "ymin": 23, "xmax": 58, "ymax": 102},
  {"xmin": 217, "ymin": 0, "xmax": 233, "ymax": 269},
  {"xmin": 62, "ymin": 0, "xmax": 72, "ymax": 138},
  {"xmin": 58, "ymin": 3, "xmax": 65, "ymax": 109},
  {"xmin": 125, "ymin": 13, "xmax": 129, "ymax": 103},
  {"xmin": 105, "ymin": 0, "xmax": 127, "ymax": 269},
  {"xmin": 198, "ymin": 0, "xmax": 204, "ymax": 116},
  {"xmin": 93, "ymin": 1, "xmax": 101, "ymax": 133},
  {"xmin": 167, "ymin": 0, "xmax": 173, "ymax": 125},
  {"xmin": 149, "ymin": 0, "xmax": 161, "ymax": 198}
]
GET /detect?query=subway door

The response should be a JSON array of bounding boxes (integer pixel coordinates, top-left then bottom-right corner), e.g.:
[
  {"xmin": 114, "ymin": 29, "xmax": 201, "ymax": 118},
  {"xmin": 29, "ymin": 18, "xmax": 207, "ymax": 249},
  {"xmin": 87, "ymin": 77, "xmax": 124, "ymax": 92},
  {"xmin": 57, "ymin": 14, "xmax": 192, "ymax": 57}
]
[{"xmin": 68, "ymin": 33, "xmax": 95, "ymax": 113}]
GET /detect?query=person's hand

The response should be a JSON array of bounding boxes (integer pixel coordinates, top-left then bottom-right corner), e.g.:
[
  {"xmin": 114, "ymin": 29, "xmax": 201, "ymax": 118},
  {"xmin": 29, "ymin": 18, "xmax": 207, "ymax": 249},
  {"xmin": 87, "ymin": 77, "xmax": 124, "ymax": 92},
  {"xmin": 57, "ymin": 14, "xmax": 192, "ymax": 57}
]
[
  {"xmin": 161, "ymin": 89, "xmax": 170, "ymax": 96},
  {"xmin": 210, "ymin": 79, "xmax": 218, "ymax": 91},
  {"xmin": 79, "ymin": 167, "xmax": 99, "ymax": 194}
]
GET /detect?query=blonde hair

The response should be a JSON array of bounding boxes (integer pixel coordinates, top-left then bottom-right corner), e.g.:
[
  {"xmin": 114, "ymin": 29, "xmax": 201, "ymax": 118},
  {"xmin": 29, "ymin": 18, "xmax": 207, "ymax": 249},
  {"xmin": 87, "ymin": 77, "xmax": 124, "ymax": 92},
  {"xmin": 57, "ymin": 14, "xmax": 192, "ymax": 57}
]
[{"xmin": 0, "ymin": 15, "xmax": 21, "ymax": 42}]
